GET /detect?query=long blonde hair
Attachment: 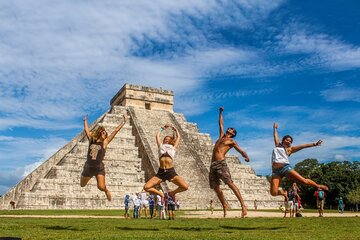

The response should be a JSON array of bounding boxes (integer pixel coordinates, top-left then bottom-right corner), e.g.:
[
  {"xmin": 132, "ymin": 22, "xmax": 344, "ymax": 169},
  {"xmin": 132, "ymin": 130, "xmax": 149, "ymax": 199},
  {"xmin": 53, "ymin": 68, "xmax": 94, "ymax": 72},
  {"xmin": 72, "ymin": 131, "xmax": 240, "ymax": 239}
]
[
  {"xmin": 90, "ymin": 126, "xmax": 107, "ymax": 142},
  {"xmin": 163, "ymin": 132, "xmax": 177, "ymax": 146}
]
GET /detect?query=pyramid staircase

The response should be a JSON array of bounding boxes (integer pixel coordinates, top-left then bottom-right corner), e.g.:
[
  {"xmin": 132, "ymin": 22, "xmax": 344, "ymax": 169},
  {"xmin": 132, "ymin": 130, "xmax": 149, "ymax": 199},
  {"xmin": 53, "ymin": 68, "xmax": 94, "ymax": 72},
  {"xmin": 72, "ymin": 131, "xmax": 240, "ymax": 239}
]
[{"xmin": 0, "ymin": 106, "xmax": 282, "ymax": 209}]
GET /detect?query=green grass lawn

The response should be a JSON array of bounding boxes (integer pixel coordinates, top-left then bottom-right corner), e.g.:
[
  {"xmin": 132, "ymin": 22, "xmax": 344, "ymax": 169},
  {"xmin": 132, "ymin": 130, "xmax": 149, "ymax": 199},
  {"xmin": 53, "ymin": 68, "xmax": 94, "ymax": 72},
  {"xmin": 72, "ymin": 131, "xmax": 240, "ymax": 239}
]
[{"xmin": 0, "ymin": 213, "xmax": 359, "ymax": 240}]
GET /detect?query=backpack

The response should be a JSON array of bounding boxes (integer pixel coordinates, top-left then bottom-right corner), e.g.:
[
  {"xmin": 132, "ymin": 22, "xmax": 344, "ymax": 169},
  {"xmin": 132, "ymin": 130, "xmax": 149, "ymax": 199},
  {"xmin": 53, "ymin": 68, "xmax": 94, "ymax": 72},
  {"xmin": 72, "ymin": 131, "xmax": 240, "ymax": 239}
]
[{"xmin": 318, "ymin": 190, "xmax": 324, "ymax": 200}]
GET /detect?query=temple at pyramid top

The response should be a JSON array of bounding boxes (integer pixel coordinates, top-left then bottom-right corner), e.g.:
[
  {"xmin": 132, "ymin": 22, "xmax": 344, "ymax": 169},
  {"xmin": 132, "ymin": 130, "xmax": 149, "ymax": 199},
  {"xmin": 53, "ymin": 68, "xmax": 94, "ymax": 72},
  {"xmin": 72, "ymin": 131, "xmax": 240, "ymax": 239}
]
[{"xmin": 110, "ymin": 84, "xmax": 174, "ymax": 112}]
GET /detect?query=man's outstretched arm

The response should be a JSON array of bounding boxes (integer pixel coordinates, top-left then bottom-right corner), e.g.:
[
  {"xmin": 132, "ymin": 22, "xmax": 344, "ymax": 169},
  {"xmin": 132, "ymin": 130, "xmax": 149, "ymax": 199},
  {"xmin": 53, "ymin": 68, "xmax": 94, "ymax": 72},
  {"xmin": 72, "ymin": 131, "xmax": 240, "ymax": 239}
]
[
  {"xmin": 233, "ymin": 141, "xmax": 250, "ymax": 162},
  {"xmin": 218, "ymin": 107, "xmax": 225, "ymax": 138}
]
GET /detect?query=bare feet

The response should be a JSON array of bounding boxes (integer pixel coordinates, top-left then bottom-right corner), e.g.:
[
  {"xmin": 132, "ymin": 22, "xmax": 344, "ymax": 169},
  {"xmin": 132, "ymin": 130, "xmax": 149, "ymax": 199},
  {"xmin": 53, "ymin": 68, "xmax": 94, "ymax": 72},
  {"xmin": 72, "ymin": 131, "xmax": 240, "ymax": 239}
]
[
  {"xmin": 105, "ymin": 190, "xmax": 112, "ymax": 201},
  {"xmin": 241, "ymin": 206, "xmax": 247, "ymax": 218},
  {"xmin": 223, "ymin": 204, "xmax": 228, "ymax": 218}
]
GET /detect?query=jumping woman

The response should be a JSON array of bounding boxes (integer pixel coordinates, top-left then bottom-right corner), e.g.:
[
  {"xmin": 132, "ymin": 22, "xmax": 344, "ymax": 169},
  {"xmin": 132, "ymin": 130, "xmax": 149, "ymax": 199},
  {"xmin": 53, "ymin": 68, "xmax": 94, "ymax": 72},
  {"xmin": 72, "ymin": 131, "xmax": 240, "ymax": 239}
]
[
  {"xmin": 143, "ymin": 125, "xmax": 189, "ymax": 201},
  {"xmin": 81, "ymin": 113, "xmax": 127, "ymax": 201},
  {"xmin": 270, "ymin": 122, "xmax": 328, "ymax": 201}
]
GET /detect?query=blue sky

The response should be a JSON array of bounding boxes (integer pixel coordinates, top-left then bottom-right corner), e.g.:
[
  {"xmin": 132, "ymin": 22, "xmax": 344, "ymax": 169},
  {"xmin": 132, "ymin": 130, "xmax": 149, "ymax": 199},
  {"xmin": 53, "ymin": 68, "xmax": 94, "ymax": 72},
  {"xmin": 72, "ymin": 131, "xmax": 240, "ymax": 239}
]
[{"xmin": 1, "ymin": 0, "xmax": 359, "ymax": 195}]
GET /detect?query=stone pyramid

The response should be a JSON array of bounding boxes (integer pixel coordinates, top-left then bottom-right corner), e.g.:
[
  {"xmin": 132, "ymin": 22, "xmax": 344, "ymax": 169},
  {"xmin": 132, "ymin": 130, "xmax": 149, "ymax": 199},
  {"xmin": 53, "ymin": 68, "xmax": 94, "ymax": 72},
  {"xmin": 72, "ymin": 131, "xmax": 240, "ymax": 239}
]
[{"xmin": 0, "ymin": 84, "xmax": 282, "ymax": 209}]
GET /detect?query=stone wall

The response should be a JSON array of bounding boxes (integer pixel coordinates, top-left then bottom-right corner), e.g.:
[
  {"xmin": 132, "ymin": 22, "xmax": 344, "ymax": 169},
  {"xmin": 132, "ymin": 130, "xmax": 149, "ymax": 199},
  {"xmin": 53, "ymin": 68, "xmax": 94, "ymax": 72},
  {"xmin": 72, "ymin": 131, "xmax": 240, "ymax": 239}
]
[{"xmin": 110, "ymin": 84, "xmax": 174, "ymax": 112}]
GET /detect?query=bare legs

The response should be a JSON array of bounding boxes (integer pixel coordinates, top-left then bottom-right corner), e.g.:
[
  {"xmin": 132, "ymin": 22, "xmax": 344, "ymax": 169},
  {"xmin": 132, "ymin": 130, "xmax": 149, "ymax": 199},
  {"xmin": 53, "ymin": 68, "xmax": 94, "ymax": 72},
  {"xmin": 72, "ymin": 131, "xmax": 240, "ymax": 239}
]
[
  {"xmin": 228, "ymin": 182, "xmax": 247, "ymax": 217},
  {"xmin": 286, "ymin": 170, "xmax": 328, "ymax": 191},
  {"xmin": 271, "ymin": 169, "xmax": 328, "ymax": 202},
  {"xmin": 96, "ymin": 175, "xmax": 111, "ymax": 201},
  {"xmin": 169, "ymin": 176, "xmax": 189, "ymax": 200},
  {"xmin": 143, "ymin": 175, "xmax": 189, "ymax": 200},
  {"xmin": 143, "ymin": 176, "xmax": 164, "ymax": 197},
  {"xmin": 213, "ymin": 182, "xmax": 247, "ymax": 218},
  {"xmin": 80, "ymin": 175, "xmax": 111, "ymax": 201},
  {"xmin": 80, "ymin": 176, "xmax": 91, "ymax": 187},
  {"xmin": 213, "ymin": 185, "xmax": 228, "ymax": 217},
  {"xmin": 270, "ymin": 176, "xmax": 288, "ymax": 201}
]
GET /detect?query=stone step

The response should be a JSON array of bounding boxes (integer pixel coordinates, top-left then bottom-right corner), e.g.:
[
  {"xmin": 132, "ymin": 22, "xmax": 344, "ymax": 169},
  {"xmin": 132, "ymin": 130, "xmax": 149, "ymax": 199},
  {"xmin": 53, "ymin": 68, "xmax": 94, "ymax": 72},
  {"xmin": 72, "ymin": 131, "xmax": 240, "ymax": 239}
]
[
  {"xmin": 46, "ymin": 166, "xmax": 144, "ymax": 179},
  {"xmin": 59, "ymin": 155, "xmax": 142, "ymax": 165},
  {"xmin": 32, "ymin": 179, "xmax": 145, "ymax": 191}
]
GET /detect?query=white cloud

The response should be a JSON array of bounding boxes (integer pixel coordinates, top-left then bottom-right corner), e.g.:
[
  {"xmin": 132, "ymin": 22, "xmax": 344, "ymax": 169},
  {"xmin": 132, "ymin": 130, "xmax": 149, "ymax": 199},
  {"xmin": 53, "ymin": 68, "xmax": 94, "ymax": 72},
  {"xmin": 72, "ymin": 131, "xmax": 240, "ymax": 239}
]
[
  {"xmin": 0, "ymin": 135, "xmax": 68, "ymax": 194},
  {"xmin": 321, "ymin": 86, "xmax": 360, "ymax": 103},
  {"xmin": 0, "ymin": 135, "xmax": 67, "ymax": 164},
  {"xmin": 334, "ymin": 154, "xmax": 346, "ymax": 161},
  {"xmin": 278, "ymin": 28, "xmax": 360, "ymax": 70},
  {"xmin": 0, "ymin": 0, "xmax": 286, "ymax": 194},
  {"xmin": 21, "ymin": 161, "xmax": 43, "ymax": 178},
  {"xmin": 0, "ymin": 0, "xmax": 284, "ymax": 130}
]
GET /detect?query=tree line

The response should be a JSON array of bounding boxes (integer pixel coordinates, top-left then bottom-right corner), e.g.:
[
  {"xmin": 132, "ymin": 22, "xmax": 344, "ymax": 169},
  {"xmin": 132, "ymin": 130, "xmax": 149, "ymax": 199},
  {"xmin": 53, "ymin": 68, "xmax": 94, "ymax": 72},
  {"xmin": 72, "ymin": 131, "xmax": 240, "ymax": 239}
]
[{"xmin": 279, "ymin": 159, "xmax": 360, "ymax": 210}]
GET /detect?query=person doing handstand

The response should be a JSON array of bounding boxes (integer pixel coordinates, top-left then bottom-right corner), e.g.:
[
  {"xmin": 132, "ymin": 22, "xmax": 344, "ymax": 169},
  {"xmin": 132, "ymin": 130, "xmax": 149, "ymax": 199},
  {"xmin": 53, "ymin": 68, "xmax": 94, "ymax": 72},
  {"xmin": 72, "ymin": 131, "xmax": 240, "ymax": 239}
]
[
  {"xmin": 270, "ymin": 122, "xmax": 328, "ymax": 201},
  {"xmin": 209, "ymin": 107, "xmax": 250, "ymax": 218}
]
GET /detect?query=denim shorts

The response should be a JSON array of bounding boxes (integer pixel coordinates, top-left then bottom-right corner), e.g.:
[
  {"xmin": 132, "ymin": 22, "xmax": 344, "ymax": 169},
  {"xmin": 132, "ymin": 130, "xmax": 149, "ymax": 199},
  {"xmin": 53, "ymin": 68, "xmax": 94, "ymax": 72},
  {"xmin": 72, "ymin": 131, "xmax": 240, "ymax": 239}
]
[{"xmin": 272, "ymin": 164, "xmax": 292, "ymax": 177}]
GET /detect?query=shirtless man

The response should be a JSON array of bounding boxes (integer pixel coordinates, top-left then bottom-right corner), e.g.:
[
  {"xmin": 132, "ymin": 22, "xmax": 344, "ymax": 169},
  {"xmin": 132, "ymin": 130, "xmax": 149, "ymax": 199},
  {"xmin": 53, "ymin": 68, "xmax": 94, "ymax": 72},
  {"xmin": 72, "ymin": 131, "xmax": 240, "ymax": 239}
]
[{"xmin": 209, "ymin": 107, "xmax": 250, "ymax": 217}]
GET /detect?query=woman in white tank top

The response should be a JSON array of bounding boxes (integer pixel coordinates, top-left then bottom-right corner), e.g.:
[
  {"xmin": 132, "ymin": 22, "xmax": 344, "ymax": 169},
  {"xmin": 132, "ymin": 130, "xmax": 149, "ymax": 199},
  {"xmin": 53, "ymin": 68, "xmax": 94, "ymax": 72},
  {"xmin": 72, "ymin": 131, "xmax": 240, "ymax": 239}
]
[
  {"xmin": 143, "ymin": 124, "xmax": 189, "ymax": 201},
  {"xmin": 270, "ymin": 122, "xmax": 329, "ymax": 201}
]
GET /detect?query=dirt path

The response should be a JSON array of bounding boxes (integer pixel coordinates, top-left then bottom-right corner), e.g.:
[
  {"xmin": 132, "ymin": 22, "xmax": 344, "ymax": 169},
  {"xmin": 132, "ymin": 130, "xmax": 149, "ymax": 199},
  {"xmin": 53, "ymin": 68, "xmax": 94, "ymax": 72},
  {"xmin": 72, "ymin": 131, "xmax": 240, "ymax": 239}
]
[
  {"xmin": 0, "ymin": 211, "xmax": 358, "ymax": 219},
  {"xmin": 182, "ymin": 210, "xmax": 360, "ymax": 218}
]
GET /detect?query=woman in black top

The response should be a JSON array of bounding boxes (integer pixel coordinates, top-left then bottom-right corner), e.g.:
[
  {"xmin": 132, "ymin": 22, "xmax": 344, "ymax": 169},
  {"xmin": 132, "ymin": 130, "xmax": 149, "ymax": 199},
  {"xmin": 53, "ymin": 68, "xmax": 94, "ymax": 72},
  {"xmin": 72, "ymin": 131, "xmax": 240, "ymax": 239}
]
[{"xmin": 81, "ymin": 113, "xmax": 126, "ymax": 201}]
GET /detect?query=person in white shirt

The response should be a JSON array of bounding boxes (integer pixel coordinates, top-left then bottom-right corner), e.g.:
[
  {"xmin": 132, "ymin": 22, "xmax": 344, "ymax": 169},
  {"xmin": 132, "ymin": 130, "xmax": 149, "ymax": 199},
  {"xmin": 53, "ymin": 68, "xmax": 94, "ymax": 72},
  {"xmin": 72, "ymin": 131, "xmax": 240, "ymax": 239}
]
[
  {"xmin": 139, "ymin": 191, "xmax": 149, "ymax": 218},
  {"xmin": 270, "ymin": 123, "xmax": 328, "ymax": 201},
  {"xmin": 132, "ymin": 193, "xmax": 141, "ymax": 219},
  {"xmin": 143, "ymin": 125, "xmax": 189, "ymax": 202},
  {"xmin": 156, "ymin": 194, "xmax": 165, "ymax": 219}
]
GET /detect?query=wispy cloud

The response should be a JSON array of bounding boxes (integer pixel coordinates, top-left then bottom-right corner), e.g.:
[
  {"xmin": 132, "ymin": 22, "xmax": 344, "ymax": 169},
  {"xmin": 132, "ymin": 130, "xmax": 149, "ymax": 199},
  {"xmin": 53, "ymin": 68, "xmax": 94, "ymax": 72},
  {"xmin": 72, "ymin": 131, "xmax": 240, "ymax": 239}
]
[
  {"xmin": 277, "ymin": 27, "xmax": 360, "ymax": 70},
  {"xmin": 1, "ymin": 0, "xmax": 359, "ymax": 195},
  {"xmin": 0, "ymin": 0, "xmax": 284, "ymax": 131},
  {"xmin": 321, "ymin": 86, "xmax": 360, "ymax": 103},
  {"xmin": 0, "ymin": 135, "xmax": 67, "ymax": 193},
  {"xmin": 0, "ymin": 135, "xmax": 67, "ymax": 164}
]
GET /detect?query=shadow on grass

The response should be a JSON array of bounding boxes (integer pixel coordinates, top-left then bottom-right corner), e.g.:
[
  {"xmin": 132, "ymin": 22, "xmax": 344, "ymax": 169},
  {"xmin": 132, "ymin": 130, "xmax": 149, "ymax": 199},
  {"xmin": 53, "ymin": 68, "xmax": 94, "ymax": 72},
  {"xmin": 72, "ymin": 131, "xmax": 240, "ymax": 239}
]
[
  {"xmin": 116, "ymin": 227, "xmax": 160, "ymax": 231},
  {"xmin": 169, "ymin": 227, "xmax": 216, "ymax": 232},
  {"xmin": 42, "ymin": 226, "xmax": 85, "ymax": 231},
  {"xmin": 220, "ymin": 226, "xmax": 287, "ymax": 231}
]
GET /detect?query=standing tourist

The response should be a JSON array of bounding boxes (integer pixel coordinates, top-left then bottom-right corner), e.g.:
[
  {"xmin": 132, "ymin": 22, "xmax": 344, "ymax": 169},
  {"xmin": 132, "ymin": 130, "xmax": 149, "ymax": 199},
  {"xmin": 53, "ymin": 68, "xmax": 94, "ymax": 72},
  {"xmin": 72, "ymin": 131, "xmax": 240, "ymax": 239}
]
[
  {"xmin": 338, "ymin": 197, "xmax": 345, "ymax": 214},
  {"xmin": 314, "ymin": 188, "xmax": 326, "ymax": 217},
  {"xmin": 124, "ymin": 194, "xmax": 131, "ymax": 219}
]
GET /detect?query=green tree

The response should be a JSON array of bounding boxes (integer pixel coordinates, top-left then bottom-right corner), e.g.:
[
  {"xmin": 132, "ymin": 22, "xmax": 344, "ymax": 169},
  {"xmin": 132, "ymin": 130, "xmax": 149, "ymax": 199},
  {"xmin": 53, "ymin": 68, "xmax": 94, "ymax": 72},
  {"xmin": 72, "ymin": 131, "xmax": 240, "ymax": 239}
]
[
  {"xmin": 347, "ymin": 186, "xmax": 360, "ymax": 207},
  {"xmin": 280, "ymin": 160, "xmax": 360, "ymax": 209}
]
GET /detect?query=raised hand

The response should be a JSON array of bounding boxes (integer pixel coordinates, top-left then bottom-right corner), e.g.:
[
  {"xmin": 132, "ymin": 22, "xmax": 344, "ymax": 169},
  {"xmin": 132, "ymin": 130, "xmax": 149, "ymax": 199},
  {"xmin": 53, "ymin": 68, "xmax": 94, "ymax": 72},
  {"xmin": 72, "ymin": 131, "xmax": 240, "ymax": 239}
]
[
  {"xmin": 273, "ymin": 122, "xmax": 278, "ymax": 129},
  {"xmin": 314, "ymin": 140, "xmax": 323, "ymax": 146}
]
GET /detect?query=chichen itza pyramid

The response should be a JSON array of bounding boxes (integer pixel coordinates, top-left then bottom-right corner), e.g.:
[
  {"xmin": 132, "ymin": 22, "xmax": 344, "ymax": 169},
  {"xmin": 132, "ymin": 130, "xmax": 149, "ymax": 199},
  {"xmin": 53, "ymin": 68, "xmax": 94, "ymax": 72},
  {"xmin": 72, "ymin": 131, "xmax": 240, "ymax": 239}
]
[{"xmin": 0, "ymin": 84, "xmax": 282, "ymax": 210}]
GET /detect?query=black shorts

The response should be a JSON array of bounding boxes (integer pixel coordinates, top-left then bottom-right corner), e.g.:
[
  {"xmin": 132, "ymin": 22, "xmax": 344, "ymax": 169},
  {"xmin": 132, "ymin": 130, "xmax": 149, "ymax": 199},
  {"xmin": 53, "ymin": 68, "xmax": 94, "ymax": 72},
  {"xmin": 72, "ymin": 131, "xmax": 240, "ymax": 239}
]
[
  {"xmin": 155, "ymin": 168, "xmax": 178, "ymax": 182},
  {"xmin": 168, "ymin": 204, "xmax": 176, "ymax": 211},
  {"xmin": 81, "ymin": 162, "xmax": 105, "ymax": 177}
]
